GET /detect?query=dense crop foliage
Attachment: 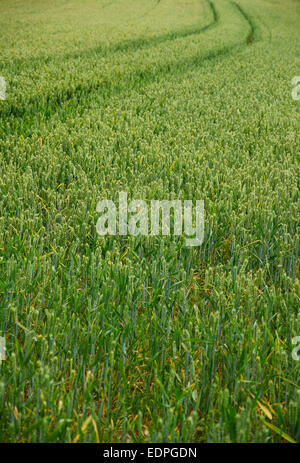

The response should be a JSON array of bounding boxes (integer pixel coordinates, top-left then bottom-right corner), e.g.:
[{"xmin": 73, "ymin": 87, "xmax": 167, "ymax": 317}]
[{"xmin": 0, "ymin": 0, "xmax": 299, "ymax": 443}]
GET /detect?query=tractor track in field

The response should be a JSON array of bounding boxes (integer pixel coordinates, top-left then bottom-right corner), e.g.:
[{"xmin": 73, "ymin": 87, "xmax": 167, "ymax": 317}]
[
  {"xmin": 232, "ymin": 1, "xmax": 256, "ymax": 45},
  {"xmin": 7, "ymin": 0, "xmax": 218, "ymax": 71},
  {"xmin": 1, "ymin": 1, "xmax": 260, "ymax": 130}
]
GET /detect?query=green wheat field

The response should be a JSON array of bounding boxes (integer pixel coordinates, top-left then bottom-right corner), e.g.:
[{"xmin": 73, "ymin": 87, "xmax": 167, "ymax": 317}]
[{"xmin": 0, "ymin": 0, "xmax": 299, "ymax": 443}]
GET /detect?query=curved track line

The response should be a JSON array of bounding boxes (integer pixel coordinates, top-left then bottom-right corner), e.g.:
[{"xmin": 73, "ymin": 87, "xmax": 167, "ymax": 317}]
[
  {"xmin": 2, "ymin": 1, "xmax": 219, "ymax": 120},
  {"xmin": 232, "ymin": 2, "xmax": 256, "ymax": 45},
  {"xmin": 8, "ymin": 0, "xmax": 217, "ymax": 70},
  {"xmin": 2, "ymin": 1, "xmax": 260, "ymax": 126}
]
